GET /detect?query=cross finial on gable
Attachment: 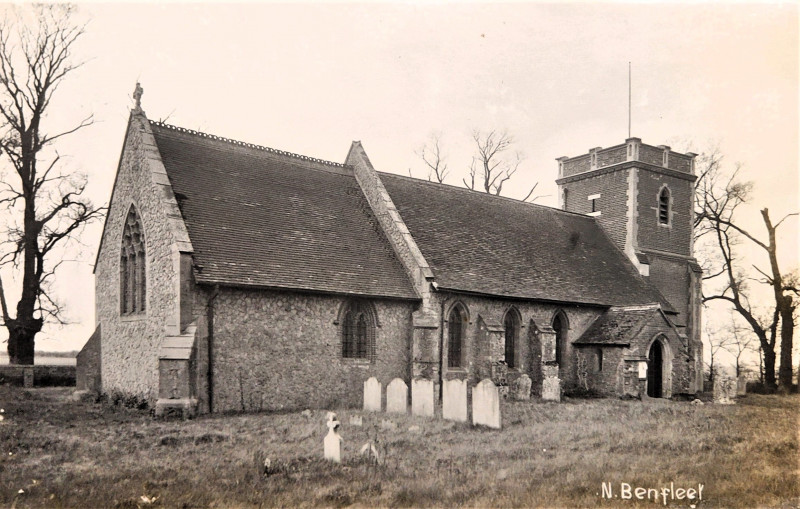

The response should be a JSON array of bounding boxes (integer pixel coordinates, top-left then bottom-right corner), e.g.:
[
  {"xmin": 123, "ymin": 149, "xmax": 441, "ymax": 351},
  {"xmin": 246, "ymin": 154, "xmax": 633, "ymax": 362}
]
[{"xmin": 133, "ymin": 82, "xmax": 144, "ymax": 112}]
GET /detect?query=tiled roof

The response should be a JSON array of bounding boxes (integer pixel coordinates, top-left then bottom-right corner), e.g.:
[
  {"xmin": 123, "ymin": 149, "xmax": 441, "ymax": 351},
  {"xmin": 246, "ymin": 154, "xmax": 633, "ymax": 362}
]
[
  {"xmin": 379, "ymin": 173, "xmax": 673, "ymax": 308},
  {"xmin": 150, "ymin": 123, "xmax": 417, "ymax": 300},
  {"xmin": 574, "ymin": 305, "xmax": 665, "ymax": 346}
]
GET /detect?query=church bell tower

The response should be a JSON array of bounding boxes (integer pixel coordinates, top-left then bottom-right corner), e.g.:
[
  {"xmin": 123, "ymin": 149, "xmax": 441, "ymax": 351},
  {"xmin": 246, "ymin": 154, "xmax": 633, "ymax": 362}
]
[{"xmin": 555, "ymin": 138, "xmax": 703, "ymax": 392}]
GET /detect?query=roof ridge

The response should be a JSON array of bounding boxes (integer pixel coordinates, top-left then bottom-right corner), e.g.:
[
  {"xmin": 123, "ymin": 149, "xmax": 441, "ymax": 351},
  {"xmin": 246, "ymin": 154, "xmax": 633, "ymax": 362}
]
[
  {"xmin": 377, "ymin": 171, "xmax": 593, "ymax": 219},
  {"xmin": 150, "ymin": 120, "xmax": 348, "ymax": 169}
]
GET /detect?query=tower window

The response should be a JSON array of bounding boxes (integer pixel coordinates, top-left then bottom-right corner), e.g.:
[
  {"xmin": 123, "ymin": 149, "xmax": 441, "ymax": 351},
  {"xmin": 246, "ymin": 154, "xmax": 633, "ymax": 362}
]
[{"xmin": 658, "ymin": 187, "xmax": 670, "ymax": 225}]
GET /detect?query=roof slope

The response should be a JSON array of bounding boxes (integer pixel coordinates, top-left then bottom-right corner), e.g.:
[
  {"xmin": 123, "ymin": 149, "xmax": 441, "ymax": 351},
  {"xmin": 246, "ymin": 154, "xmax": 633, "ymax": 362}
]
[
  {"xmin": 574, "ymin": 305, "xmax": 666, "ymax": 346},
  {"xmin": 150, "ymin": 123, "xmax": 417, "ymax": 300},
  {"xmin": 379, "ymin": 173, "xmax": 671, "ymax": 307}
]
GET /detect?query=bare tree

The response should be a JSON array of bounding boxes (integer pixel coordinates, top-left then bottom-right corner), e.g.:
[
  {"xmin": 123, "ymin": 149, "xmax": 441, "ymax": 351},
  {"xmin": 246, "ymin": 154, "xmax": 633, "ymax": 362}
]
[
  {"xmin": 0, "ymin": 5, "xmax": 104, "ymax": 365},
  {"xmin": 416, "ymin": 132, "xmax": 449, "ymax": 184},
  {"xmin": 464, "ymin": 130, "xmax": 539, "ymax": 202},
  {"xmin": 704, "ymin": 323, "xmax": 732, "ymax": 385},
  {"xmin": 723, "ymin": 313, "xmax": 758, "ymax": 378},
  {"xmin": 695, "ymin": 150, "xmax": 797, "ymax": 390}
]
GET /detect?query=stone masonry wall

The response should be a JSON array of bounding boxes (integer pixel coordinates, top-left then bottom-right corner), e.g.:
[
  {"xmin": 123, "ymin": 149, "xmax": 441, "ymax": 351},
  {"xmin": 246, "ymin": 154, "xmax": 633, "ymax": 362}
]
[
  {"xmin": 95, "ymin": 113, "xmax": 182, "ymax": 404},
  {"xmin": 636, "ymin": 169, "xmax": 693, "ymax": 255},
  {"xmin": 210, "ymin": 287, "xmax": 414, "ymax": 412},
  {"xmin": 647, "ymin": 256, "xmax": 691, "ymax": 326},
  {"xmin": 436, "ymin": 293, "xmax": 604, "ymax": 390},
  {"xmin": 575, "ymin": 346, "xmax": 625, "ymax": 395},
  {"xmin": 560, "ymin": 169, "xmax": 630, "ymax": 250},
  {"xmin": 76, "ymin": 326, "xmax": 101, "ymax": 392}
]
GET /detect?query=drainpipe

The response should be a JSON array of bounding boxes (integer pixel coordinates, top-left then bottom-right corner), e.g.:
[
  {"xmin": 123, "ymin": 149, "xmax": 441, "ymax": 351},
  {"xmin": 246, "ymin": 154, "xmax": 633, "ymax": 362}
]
[{"xmin": 206, "ymin": 285, "xmax": 220, "ymax": 413}]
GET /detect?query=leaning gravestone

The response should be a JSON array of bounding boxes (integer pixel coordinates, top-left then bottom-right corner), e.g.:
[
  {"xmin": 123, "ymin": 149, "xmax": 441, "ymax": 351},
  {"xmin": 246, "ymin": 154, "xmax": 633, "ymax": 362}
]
[
  {"xmin": 737, "ymin": 375, "xmax": 747, "ymax": 397},
  {"xmin": 512, "ymin": 374, "xmax": 532, "ymax": 401},
  {"xmin": 713, "ymin": 376, "xmax": 735, "ymax": 405},
  {"xmin": 472, "ymin": 379, "xmax": 501, "ymax": 429},
  {"xmin": 363, "ymin": 377, "xmax": 382, "ymax": 412},
  {"xmin": 22, "ymin": 367, "xmax": 34, "ymax": 388},
  {"xmin": 411, "ymin": 378, "xmax": 434, "ymax": 417},
  {"xmin": 386, "ymin": 378, "xmax": 408, "ymax": 414},
  {"xmin": 442, "ymin": 378, "xmax": 467, "ymax": 422}
]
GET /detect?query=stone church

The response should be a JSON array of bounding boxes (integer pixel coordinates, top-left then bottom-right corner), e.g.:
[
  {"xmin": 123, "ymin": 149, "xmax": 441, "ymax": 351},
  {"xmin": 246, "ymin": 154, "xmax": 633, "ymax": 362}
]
[{"xmin": 80, "ymin": 91, "xmax": 703, "ymax": 414}]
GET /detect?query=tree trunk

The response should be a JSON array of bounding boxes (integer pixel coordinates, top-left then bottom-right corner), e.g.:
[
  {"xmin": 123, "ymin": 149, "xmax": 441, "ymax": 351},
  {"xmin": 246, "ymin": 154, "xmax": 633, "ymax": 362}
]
[
  {"xmin": 6, "ymin": 316, "xmax": 41, "ymax": 365},
  {"xmin": 763, "ymin": 346, "xmax": 777, "ymax": 391},
  {"xmin": 778, "ymin": 296, "xmax": 794, "ymax": 391}
]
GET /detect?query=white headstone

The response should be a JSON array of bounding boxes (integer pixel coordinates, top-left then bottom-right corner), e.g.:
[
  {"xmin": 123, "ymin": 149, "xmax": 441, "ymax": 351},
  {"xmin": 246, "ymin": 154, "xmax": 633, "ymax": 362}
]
[
  {"xmin": 472, "ymin": 379, "xmax": 501, "ymax": 429},
  {"xmin": 542, "ymin": 376, "xmax": 561, "ymax": 402},
  {"xmin": 324, "ymin": 412, "xmax": 342, "ymax": 463},
  {"xmin": 386, "ymin": 378, "xmax": 408, "ymax": 414},
  {"xmin": 363, "ymin": 377, "xmax": 381, "ymax": 412},
  {"xmin": 442, "ymin": 378, "xmax": 467, "ymax": 422},
  {"xmin": 411, "ymin": 378, "xmax": 434, "ymax": 417}
]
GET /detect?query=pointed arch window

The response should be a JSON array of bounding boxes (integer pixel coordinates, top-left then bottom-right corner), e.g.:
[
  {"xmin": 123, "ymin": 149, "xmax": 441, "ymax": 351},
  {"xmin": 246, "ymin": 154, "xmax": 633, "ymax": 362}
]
[
  {"xmin": 448, "ymin": 305, "xmax": 467, "ymax": 368},
  {"xmin": 658, "ymin": 187, "xmax": 670, "ymax": 225},
  {"xmin": 503, "ymin": 309, "xmax": 520, "ymax": 369},
  {"xmin": 341, "ymin": 300, "xmax": 376, "ymax": 360},
  {"xmin": 120, "ymin": 205, "xmax": 146, "ymax": 315},
  {"xmin": 553, "ymin": 311, "xmax": 568, "ymax": 371}
]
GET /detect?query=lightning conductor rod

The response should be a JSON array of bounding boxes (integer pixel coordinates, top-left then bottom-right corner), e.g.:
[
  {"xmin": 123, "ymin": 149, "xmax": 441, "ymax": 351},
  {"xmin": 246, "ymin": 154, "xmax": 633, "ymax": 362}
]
[{"xmin": 628, "ymin": 61, "xmax": 632, "ymax": 139}]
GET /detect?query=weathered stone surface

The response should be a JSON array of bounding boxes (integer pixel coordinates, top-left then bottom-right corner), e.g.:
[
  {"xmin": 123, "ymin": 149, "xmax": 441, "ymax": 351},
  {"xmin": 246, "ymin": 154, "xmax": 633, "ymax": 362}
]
[
  {"xmin": 386, "ymin": 378, "xmax": 408, "ymax": 414},
  {"xmin": 737, "ymin": 375, "xmax": 747, "ymax": 396},
  {"xmin": 364, "ymin": 377, "xmax": 382, "ymax": 412},
  {"xmin": 472, "ymin": 379, "xmax": 501, "ymax": 429},
  {"xmin": 411, "ymin": 378, "xmax": 434, "ymax": 417},
  {"xmin": 512, "ymin": 374, "xmax": 532, "ymax": 401},
  {"xmin": 442, "ymin": 378, "xmax": 467, "ymax": 422},
  {"xmin": 713, "ymin": 376, "xmax": 736, "ymax": 405},
  {"xmin": 542, "ymin": 376, "xmax": 561, "ymax": 402}
]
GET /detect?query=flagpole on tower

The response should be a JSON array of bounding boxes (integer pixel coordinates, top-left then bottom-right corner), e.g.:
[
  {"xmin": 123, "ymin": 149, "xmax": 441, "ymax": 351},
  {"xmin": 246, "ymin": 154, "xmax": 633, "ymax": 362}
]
[{"xmin": 628, "ymin": 62, "xmax": 632, "ymax": 139}]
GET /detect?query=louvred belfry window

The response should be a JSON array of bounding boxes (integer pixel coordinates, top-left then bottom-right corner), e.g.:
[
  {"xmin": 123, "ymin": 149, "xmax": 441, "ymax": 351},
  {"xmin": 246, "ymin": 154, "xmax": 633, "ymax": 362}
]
[
  {"xmin": 120, "ymin": 205, "xmax": 146, "ymax": 315},
  {"xmin": 658, "ymin": 187, "xmax": 670, "ymax": 225},
  {"xmin": 341, "ymin": 300, "xmax": 376, "ymax": 360}
]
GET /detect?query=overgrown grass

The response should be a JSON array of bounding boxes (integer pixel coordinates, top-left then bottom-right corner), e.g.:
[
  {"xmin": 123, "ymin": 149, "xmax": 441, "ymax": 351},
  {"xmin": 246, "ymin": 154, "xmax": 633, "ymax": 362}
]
[{"xmin": 0, "ymin": 387, "xmax": 797, "ymax": 508}]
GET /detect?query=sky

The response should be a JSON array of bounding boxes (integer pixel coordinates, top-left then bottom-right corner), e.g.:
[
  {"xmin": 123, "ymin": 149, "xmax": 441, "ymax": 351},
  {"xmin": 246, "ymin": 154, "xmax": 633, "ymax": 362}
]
[{"xmin": 0, "ymin": 2, "xmax": 797, "ymax": 371}]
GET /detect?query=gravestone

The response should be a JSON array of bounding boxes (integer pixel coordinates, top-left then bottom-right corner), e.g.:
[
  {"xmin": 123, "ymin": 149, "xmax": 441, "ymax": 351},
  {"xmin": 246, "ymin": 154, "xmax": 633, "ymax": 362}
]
[
  {"xmin": 713, "ymin": 376, "xmax": 736, "ymax": 405},
  {"xmin": 411, "ymin": 378, "xmax": 434, "ymax": 417},
  {"xmin": 737, "ymin": 375, "xmax": 747, "ymax": 396},
  {"xmin": 542, "ymin": 376, "xmax": 561, "ymax": 402},
  {"xmin": 349, "ymin": 415, "xmax": 363, "ymax": 426},
  {"xmin": 22, "ymin": 367, "xmax": 34, "ymax": 388},
  {"xmin": 442, "ymin": 378, "xmax": 467, "ymax": 422},
  {"xmin": 324, "ymin": 412, "xmax": 342, "ymax": 463},
  {"xmin": 386, "ymin": 378, "xmax": 408, "ymax": 414},
  {"xmin": 512, "ymin": 374, "xmax": 532, "ymax": 401},
  {"xmin": 472, "ymin": 379, "xmax": 501, "ymax": 429},
  {"xmin": 363, "ymin": 377, "xmax": 381, "ymax": 412}
]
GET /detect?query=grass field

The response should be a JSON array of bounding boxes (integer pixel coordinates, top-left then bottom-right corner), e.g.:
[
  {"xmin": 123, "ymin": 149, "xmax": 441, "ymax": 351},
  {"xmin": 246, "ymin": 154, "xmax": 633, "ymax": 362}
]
[{"xmin": 0, "ymin": 387, "xmax": 797, "ymax": 508}]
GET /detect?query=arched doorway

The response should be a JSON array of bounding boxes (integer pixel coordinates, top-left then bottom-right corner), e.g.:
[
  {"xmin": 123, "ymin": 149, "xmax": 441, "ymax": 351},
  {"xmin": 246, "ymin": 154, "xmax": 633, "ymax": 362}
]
[{"xmin": 647, "ymin": 340, "xmax": 663, "ymax": 398}]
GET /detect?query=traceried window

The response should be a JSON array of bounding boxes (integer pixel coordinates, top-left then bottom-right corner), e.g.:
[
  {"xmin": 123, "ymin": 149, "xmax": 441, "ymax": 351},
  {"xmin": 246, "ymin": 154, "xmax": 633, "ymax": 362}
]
[
  {"xmin": 120, "ymin": 205, "xmax": 146, "ymax": 315},
  {"xmin": 341, "ymin": 300, "xmax": 376, "ymax": 360},
  {"xmin": 503, "ymin": 309, "xmax": 520, "ymax": 369},
  {"xmin": 658, "ymin": 187, "xmax": 670, "ymax": 225},
  {"xmin": 448, "ymin": 304, "xmax": 467, "ymax": 368}
]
